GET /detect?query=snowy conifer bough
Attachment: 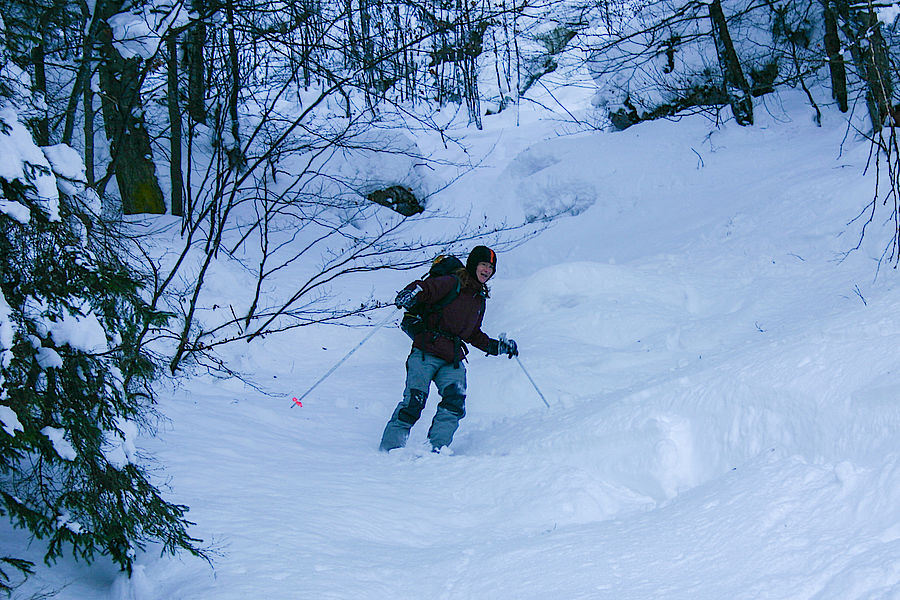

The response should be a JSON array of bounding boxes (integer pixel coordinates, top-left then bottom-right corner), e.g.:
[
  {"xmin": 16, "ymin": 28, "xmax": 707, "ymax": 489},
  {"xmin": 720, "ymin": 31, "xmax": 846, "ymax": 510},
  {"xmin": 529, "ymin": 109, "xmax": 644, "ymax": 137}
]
[{"xmin": 0, "ymin": 106, "xmax": 203, "ymax": 593}]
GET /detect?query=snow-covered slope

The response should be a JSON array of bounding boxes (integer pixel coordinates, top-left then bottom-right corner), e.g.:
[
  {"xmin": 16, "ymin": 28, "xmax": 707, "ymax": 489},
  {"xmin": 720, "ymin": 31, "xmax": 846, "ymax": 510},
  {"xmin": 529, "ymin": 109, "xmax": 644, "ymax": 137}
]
[{"xmin": 11, "ymin": 92, "xmax": 900, "ymax": 599}]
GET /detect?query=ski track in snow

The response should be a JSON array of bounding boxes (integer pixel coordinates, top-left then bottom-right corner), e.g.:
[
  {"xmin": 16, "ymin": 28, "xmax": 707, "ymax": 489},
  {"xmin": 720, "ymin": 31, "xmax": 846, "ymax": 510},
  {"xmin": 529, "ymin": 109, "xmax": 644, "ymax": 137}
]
[{"xmin": 10, "ymin": 93, "xmax": 900, "ymax": 599}]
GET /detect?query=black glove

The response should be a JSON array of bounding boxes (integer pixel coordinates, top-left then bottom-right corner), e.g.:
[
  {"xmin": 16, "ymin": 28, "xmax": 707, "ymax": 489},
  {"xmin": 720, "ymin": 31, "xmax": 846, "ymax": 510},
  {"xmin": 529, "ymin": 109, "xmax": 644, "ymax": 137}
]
[
  {"xmin": 497, "ymin": 334, "xmax": 518, "ymax": 359},
  {"xmin": 394, "ymin": 287, "xmax": 420, "ymax": 310}
]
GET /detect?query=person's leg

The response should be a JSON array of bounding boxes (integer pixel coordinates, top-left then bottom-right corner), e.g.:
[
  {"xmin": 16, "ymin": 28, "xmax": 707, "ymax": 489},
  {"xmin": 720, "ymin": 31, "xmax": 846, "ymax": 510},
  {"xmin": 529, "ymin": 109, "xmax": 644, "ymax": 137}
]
[
  {"xmin": 427, "ymin": 362, "xmax": 467, "ymax": 451},
  {"xmin": 379, "ymin": 350, "xmax": 442, "ymax": 451}
]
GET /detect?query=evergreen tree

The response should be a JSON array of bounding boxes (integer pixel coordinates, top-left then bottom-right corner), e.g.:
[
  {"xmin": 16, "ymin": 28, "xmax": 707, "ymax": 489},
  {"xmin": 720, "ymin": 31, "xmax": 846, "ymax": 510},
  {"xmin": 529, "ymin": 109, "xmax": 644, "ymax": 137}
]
[{"xmin": 0, "ymin": 91, "xmax": 202, "ymax": 596}]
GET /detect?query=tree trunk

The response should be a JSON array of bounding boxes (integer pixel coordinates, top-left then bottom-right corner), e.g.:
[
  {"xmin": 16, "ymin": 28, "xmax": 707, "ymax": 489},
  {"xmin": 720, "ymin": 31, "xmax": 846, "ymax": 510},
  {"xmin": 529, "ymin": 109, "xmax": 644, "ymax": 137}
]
[
  {"xmin": 185, "ymin": 0, "xmax": 207, "ymax": 124},
  {"xmin": 823, "ymin": 0, "xmax": 848, "ymax": 112},
  {"xmin": 62, "ymin": 5, "xmax": 95, "ymax": 147},
  {"xmin": 96, "ymin": 0, "xmax": 166, "ymax": 215},
  {"xmin": 225, "ymin": 0, "xmax": 246, "ymax": 171},
  {"xmin": 345, "ymin": 0, "xmax": 358, "ymax": 69},
  {"xmin": 459, "ymin": 2, "xmax": 482, "ymax": 129},
  {"xmin": 83, "ymin": 58, "xmax": 95, "ymax": 188},
  {"xmin": 30, "ymin": 38, "xmax": 49, "ymax": 145},
  {"xmin": 834, "ymin": 0, "xmax": 893, "ymax": 131},
  {"xmin": 708, "ymin": 0, "xmax": 754, "ymax": 126},
  {"xmin": 167, "ymin": 33, "xmax": 184, "ymax": 217},
  {"xmin": 62, "ymin": 57, "xmax": 88, "ymax": 145},
  {"xmin": 359, "ymin": 0, "xmax": 376, "ymax": 108},
  {"xmin": 856, "ymin": 8, "xmax": 892, "ymax": 131},
  {"xmin": 82, "ymin": 9, "xmax": 98, "ymax": 188}
]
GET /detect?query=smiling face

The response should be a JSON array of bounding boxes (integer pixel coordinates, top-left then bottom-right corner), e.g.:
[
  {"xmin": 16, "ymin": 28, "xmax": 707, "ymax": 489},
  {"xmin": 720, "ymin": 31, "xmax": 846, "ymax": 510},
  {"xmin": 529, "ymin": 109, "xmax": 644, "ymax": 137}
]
[{"xmin": 475, "ymin": 261, "xmax": 494, "ymax": 284}]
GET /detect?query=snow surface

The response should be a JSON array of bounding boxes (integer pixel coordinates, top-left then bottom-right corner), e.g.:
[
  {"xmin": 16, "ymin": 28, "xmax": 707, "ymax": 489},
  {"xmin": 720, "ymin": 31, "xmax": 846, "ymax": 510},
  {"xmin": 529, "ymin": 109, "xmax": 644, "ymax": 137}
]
[
  {"xmin": 0, "ymin": 107, "xmax": 59, "ymax": 222},
  {"xmin": 46, "ymin": 304, "xmax": 109, "ymax": 355},
  {"xmin": 41, "ymin": 426, "xmax": 77, "ymax": 462},
  {"xmin": 9, "ymin": 91, "xmax": 900, "ymax": 599},
  {"xmin": 0, "ymin": 405, "xmax": 22, "ymax": 437},
  {"xmin": 108, "ymin": 3, "xmax": 190, "ymax": 61},
  {"xmin": 102, "ymin": 417, "xmax": 139, "ymax": 471},
  {"xmin": 41, "ymin": 143, "xmax": 87, "ymax": 197}
]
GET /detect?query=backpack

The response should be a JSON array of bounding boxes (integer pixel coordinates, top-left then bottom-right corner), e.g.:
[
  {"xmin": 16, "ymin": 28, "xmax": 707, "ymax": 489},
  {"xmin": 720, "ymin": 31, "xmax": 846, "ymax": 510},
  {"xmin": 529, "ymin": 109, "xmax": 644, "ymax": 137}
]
[{"xmin": 399, "ymin": 254, "xmax": 464, "ymax": 340}]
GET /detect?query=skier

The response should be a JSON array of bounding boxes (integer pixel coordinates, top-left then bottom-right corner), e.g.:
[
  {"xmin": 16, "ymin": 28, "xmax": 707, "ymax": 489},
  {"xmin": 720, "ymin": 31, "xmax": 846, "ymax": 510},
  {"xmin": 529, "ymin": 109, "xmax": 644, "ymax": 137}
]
[{"xmin": 379, "ymin": 246, "xmax": 519, "ymax": 453}]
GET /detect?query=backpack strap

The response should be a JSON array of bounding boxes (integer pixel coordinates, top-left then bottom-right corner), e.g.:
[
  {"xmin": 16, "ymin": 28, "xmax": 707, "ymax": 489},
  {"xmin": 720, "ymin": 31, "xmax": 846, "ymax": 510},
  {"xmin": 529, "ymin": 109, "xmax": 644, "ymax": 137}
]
[
  {"xmin": 422, "ymin": 275, "xmax": 464, "ymax": 366},
  {"xmin": 430, "ymin": 274, "xmax": 461, "ymax": 311},
  {"xmin": 399, "ymin": 275, "xmax": 461, "ymax": 342},
  {"xmin": 419, "ymin": 274, "xmax": 460, "ymax": 330}
]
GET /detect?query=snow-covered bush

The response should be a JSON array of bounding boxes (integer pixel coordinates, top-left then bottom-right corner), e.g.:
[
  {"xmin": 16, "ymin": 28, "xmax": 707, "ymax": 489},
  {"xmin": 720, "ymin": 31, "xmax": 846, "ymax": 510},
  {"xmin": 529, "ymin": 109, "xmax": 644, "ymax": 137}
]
[
  {"xmin": 0, "ymin": 105, "xmax": 202, "ymax": 592},
  {"xmin": 589, "ymin": 0, "xmax": 824, "ymax": 128}
]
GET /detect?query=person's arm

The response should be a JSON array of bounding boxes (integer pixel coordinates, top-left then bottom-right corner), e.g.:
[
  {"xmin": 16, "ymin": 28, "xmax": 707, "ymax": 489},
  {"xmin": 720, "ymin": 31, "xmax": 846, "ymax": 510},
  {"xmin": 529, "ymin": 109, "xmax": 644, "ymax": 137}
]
[
  {"xmin": 415, "ymin": 275, "xmax": 458, "ymax": 306},
  {"xmin": 482, "ymin": 334, "xmax": 518, "ymax": 358}
]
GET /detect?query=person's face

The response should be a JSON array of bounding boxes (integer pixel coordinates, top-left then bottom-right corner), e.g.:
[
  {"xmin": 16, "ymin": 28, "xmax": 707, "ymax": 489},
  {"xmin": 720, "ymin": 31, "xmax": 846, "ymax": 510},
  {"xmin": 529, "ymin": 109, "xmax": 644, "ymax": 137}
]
[{"xmin": 475, "ymin": 261, "xmax": 494, "ymax": 284}]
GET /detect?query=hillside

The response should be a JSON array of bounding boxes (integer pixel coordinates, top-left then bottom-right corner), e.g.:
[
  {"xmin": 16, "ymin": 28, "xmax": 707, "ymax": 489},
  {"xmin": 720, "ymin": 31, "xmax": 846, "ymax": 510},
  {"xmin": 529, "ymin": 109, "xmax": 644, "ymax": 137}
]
[{"xmin": 9, "ymin": 91, "xmax": 900, "ymax": 599}]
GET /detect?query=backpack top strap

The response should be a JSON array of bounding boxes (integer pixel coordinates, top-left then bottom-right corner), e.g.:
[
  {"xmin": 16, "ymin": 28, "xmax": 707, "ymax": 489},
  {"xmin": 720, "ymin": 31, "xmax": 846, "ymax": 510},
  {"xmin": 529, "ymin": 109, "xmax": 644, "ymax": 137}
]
[{"xmin": 431, "ymin": 274, "xmax": 461, "ymax": 310}]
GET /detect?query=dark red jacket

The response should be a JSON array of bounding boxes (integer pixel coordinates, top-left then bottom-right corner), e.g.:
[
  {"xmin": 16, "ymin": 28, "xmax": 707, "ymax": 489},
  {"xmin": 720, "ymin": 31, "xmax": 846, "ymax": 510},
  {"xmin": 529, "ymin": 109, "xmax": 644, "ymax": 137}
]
[{"xmin": 405, "ymin": 274, "xmax": 493, "ymax": 364}]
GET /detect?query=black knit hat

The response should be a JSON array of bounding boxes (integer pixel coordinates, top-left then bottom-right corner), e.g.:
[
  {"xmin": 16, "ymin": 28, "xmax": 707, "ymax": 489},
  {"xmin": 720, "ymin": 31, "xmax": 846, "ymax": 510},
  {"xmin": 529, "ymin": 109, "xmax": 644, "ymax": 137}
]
[{"xmin": 466, "ymin": 246, "xmax": 497, "ymax": 278}]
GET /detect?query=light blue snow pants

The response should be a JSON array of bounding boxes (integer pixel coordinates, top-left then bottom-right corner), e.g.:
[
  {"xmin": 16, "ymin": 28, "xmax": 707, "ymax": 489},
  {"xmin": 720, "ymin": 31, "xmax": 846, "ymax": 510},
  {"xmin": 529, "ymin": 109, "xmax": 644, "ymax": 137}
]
[{"xmin": 379, "ymin": 349, "xmax": 467, "ymax": 452}]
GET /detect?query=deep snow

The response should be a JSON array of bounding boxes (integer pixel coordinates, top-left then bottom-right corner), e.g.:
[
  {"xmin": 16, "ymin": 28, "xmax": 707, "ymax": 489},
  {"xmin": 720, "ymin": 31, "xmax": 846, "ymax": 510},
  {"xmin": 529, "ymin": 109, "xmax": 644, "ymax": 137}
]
[{"xmin": 9, "ymin": 90, "xmax": 900, "ymax": 599}]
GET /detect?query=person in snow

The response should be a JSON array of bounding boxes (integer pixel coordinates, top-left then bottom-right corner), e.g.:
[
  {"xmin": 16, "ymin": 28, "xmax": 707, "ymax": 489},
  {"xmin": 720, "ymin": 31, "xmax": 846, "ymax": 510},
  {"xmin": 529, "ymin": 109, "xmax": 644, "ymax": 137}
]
[{"xmin": 379, "ymin": 246, "xmax": 519, "ymax": 453}]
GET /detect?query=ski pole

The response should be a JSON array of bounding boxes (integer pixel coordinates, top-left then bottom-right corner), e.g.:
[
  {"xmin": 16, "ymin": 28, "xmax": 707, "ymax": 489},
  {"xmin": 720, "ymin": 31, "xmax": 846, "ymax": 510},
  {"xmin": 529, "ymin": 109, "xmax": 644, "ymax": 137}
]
[
  {"xmin": 291, "ymin": 308, "xmax": 398, "ymax": 407},
  {"xmin": 514, "ymin": 355, "xmax": 550, "ymax": 408}
]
